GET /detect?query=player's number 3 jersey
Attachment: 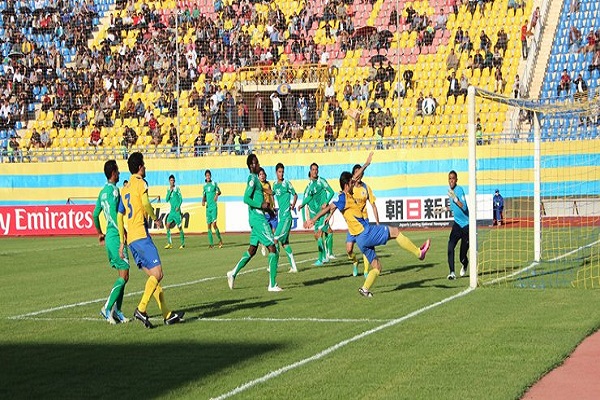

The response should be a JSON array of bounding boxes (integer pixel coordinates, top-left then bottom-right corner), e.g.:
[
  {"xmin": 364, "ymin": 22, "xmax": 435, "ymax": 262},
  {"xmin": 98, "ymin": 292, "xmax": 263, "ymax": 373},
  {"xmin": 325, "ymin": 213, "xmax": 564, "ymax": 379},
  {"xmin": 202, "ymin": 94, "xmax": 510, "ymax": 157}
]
[{"xmin": 120, "ymin": 175, "xmax": 151, "ymax": 243}]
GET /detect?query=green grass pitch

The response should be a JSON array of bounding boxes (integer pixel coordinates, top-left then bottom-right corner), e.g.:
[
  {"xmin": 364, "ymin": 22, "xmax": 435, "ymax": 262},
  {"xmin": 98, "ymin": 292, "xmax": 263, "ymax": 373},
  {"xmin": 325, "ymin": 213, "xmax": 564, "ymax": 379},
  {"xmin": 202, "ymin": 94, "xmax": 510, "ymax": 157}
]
[{"xmin": 1, "ymin": 231, "xmax": 599, "ymax": 399}]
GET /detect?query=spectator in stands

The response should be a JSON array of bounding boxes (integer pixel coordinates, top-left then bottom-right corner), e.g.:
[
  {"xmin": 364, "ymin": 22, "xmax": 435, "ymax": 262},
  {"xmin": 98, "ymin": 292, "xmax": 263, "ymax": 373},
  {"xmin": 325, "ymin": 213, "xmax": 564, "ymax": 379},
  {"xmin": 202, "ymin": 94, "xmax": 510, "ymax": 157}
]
[
  {"xmin": 569, "ymin": 0, "xmax": 580, "ymax": 14},
  {"xmin": 8, "ymin": 135, "xmax": 21, "ymax": 163},
  {"xmin": 530, "ymin": 7, "xmax": 540, "ymax": 30},
  {"xmin": 513, "ymin": 75, "xmax": 522, "ymax": 98},
  {"xmin": 30, "ymin": 129, "xmax": 41, "ymax": 149},
  {"xmin": 194, "ymin": 133, "xmax": 206, "ymax": 157},
  {"xmin": 134, "ymin": 98, "xmax": 145, "ymax": 121},
  {"xmin": 224, "ymin": 92, "xmax": 235, "ymax": 129},
  {"xmin": 454, "ymin": 27, "xmax": 464, "ymax": 49},
  {"xmin": 393, "ymin": 79, "xmax": 406, "ymax": 99},
  {"xmin": 476, "ymin": 117, "xmax": 484, "ymax": 145},
  {"xmin": 473, "ymin": 51, "xmax": 484, "ymax": 69},
  {"xmin": 446, "ymin": 48, "xmax": 459, "ymax": 70},
  {"xmin": 270, "ymin": 92, "xmax": 282, "ymax": 127},
  {"xmin": 237, "ymin": 99, "xmax": 245, "ymax": 131},
  {"xmin": 40, "ymin": 129, "xmax": 52, "ymax": 149},
  {"xmin": 254, "ymin": 92, "xmax": 265, "ymax": 131},
  {"xmin": 589, "ymin": 50, "xmax": 600, "ymax": 71},
  {"xmin": 447, "ymin": 72, "xmax": 460, "ymax": 98},
  {"xmin": 492, "ymin": 189, "xmax": 504, "ymax": 226},
  {"xmin": 435, "ymin": 8, "xmax": 448, "ymax": 30},
  {"xmin": 403, "ymin": 69, "xmax": 415, "ymax": 91},
  {"xmin": 426, "ymin": 93, "xmax": 439, "ymax": 115},
  {"xmin": 460, "ymin": 31, "xmax": 473, "ymax": 54},
  {"xmin": 389, "ymin": 8, "xmax": 398, "ymax": 27},
  {"xmin": 360, "ymin": 79, "xmax": 370, "ymax": 101},
  {"xmin": 521, "ymin": 21, "xmax": 532, "ymax": 59},
  {"xmin": 557, "ymin": 69, "xmax": 571, "ymax": 96},
  {"xmin": 507, "ymin": 0, "xmax": 524, "ymax": 15},
  {"xmin": 383, "ymin": 109, "xmax": 394, "ymax": 128},
  {"xmin": 298, "ymin": 93, "xmax": 309, "ymax": 127},
  {"xmin": 494, "ymin": 68, "xmax": 505, "ymax": 93},
  {"xmin": 331, "ymin": 101, "xmax": 344, "ymax": 136},
  {"xmin": 568, "ymin": 26, "xmax": 581, "ymax": 49},
  {"xmin": 324, "ymin": 81, "xmax": 336, "ymax": 105},
  {"xmin": 285, "ymin": 93, "xmax": 296, "ymax": 122},
  {"xmin": 495, "ymin": 28, "xmax": 509, "ymax": 56},
  {"xmin": 275, "ymin": 119, "xmax": 286, "ymax": 143},
  {"xmin": 124, "ymin": 125, "xmax": 137, "ymax": 148},
  {"xmin": 168, "ymin": 123, "xmax": 179, "ymax": 153},
  {"xmin": 582, "ymin": 30, "xmax": 597, "ymax": 53},
  {"xmin": 572, "ymin": 73, "xmax": 588, "ymax": 101},
  {"xmin": 89, "ymin": 125, "xmax": 103, "ymax": 147},
  {"xmin": 324, "ymin": 121, "xmax": 335, "ymax": 147},
  {"xmin": 343, "ymin": 81, "xmax": 353, "ymax": 101},
  {"xmin": 415, "ymin": 92, "xmax": 425, "ymax": 117},
  {"xmin": 459, "ymin": 73, "xmax": 469, "ymax": 99},
  {"xmin": 374, "ymin": 80, "xmax": 387, "ymax": 100},
  {"xmin": 493, "ymin": 48, "xmax": 504, "ymax": 69},
  {"xmin": 123, "ymin": 98, "xmax": 135, "ymax": 118}
]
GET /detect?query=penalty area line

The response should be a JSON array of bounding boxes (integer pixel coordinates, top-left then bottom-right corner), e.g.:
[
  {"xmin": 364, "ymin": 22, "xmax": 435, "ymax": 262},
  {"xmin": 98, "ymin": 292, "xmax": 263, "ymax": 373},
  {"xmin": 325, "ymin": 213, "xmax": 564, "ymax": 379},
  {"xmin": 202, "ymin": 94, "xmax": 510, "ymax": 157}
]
[
  {"xmin": 210, "ymin": 287, "xmax": 474, "ymax": 400},
  {"xmin": 14, "ymin": 316, "xmax": 391, "ymax": 324}
]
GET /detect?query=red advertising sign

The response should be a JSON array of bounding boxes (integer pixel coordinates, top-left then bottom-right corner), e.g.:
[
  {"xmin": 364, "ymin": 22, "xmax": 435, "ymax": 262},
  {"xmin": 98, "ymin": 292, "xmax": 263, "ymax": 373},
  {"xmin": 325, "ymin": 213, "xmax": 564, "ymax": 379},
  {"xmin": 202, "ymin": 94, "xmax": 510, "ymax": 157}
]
[{"xmin": 0, "ymin": 205, "xmax": 96, "ymax": 236}]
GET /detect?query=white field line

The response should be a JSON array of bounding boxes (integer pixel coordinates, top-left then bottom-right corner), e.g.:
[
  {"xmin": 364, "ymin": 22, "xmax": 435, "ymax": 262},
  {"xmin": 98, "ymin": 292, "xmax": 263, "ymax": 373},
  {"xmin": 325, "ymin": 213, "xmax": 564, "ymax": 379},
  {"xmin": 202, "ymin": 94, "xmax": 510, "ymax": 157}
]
[
  {"xmin": 8, "ymin": 257, "xmax": 318, "ymax": 320},
  {"xmin": 486, "ymin": 237, "xmax": 600, "ymax": 286},
  {"xmin": 210, "ymin": 287, "xmax": 474, "ymax": 400},
  {"xmin": 15, "ymin": 316, "xmax": 390, "ymax": 324}
]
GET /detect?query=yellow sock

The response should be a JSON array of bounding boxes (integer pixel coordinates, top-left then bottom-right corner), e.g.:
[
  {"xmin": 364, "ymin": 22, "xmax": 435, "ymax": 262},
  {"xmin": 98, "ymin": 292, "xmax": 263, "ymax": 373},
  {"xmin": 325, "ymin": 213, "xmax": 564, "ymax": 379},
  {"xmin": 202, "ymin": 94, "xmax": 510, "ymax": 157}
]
[
  {"xmin": 152, "ymin": 285, "xmax": 171, "ymax": 319},
  {"xmin": 348, "ymin": 252, "xmax": 358, "ymax": 264},
  {"xmin": 363, "ymin": 269, "xmax": 380, "ymax": 290},
  {"xmin": 395, "ymin": 233, "xmax": 420, "ymax": 258},
  {"xmin": 362, "ymin": 254, "xmax": 370, "ymax": 275},
  {"xmin": 138, "ymin": 275, "xmax": 159, "ymax": 313}
]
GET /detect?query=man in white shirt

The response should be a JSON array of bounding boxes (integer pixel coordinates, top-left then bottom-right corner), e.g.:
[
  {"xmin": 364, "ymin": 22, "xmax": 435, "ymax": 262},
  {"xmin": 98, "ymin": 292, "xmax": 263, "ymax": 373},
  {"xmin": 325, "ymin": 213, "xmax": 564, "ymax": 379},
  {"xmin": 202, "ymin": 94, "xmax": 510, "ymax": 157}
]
[{"xmin": 270, "ymin": 92, "xmax": 282, "ymax": 126}]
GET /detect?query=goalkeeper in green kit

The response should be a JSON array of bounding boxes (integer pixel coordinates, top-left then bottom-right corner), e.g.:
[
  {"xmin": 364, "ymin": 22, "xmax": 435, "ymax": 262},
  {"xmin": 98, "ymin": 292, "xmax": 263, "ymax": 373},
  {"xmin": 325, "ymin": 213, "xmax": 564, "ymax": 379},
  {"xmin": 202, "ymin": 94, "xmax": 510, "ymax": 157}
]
[
  {"xmin": 164, "ymin": 174, "xmax": 185, "ymax": 249},
  {"xmin": 93, "ymin": 159, "xmax": 130, "ymax": 324}
]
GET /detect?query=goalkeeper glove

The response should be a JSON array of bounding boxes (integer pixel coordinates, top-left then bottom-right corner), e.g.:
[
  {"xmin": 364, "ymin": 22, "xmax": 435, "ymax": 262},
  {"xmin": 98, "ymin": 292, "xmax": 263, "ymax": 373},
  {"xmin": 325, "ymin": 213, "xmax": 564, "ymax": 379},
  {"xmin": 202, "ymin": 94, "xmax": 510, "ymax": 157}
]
[{"xmin": 448, "ymin": 189, "xmax": 458, "ymax": 202}]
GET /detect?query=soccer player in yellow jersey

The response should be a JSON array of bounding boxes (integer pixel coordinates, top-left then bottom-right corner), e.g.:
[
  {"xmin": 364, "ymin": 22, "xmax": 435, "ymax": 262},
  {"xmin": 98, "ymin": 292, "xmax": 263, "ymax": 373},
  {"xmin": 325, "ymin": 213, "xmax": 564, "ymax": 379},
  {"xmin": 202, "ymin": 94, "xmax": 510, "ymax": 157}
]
[
  {"xmin": 306, "ymin": 152, "xmax": 431, "ymax": 297},
  {"xmin": 346, "ymin": 163, "xmax": 380, "ymax": 278},
  {"xmin": 119, "ymin": 152, "xmax": 184, "ymax": 328}
]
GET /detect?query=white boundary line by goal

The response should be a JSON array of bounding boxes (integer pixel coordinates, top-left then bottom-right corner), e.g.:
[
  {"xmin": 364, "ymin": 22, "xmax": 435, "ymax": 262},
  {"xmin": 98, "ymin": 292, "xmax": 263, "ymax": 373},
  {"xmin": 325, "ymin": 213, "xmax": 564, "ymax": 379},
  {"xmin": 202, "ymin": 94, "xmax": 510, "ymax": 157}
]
[{"xmin": 209, "ymin": 288, "xmax": 474, "ymax": 400}]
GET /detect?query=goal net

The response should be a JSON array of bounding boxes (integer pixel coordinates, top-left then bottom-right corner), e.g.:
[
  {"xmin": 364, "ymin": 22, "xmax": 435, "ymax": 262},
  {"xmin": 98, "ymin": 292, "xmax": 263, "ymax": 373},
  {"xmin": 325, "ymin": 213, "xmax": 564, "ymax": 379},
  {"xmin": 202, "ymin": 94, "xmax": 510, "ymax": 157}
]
[{"xmin": 467, "ymin": 87, "xmax": 600, "ymax": 289}]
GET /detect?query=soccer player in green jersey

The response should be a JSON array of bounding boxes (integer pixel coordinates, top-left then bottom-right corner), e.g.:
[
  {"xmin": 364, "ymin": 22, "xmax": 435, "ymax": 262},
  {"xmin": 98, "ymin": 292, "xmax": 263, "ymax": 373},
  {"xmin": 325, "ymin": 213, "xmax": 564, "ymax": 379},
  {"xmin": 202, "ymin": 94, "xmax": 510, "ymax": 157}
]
[
  {"xmin": 164, "ymin": 174, "xmax": 185, "ymax": 249},
  {"xmin": 202, "ymin": 169, "xmax": 223, "ymax": 248},
  {"xmin": 227, "ymin": 154, "xmax": 282, "ymax": 292},
  {"xmin": 93, "ymin": 160, "xmax": 130, "ymax": 324},
  {"xmin": 273, "ymin": 162, "xmax": 298, "ymax": 272},
  {"xmin": 297, "ymin": 163, "xmax": 335, "ymax": 266}
]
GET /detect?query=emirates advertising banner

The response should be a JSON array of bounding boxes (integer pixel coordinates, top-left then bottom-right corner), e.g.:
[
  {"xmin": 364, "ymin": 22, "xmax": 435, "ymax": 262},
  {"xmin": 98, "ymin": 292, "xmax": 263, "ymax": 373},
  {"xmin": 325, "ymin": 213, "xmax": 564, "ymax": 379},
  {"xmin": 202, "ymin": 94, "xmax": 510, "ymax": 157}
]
[{"xmin": 0, "ymin": 205, "xmax": 96, "ymax": 236}]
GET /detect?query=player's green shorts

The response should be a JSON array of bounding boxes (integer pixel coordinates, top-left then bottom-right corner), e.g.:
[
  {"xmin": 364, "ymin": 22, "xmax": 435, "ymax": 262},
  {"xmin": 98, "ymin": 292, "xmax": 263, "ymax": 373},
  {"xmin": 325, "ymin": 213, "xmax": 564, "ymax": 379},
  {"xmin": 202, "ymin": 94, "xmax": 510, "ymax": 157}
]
[
  {"xmin": 206, "ymin": 206, "xmax": 218, "ymax": 224},
  {"xmin": 106, "ymin": 235, "xmax": 130, "ymax": 270},
  {"xmin": 274, "ymin": 215, "xmax": 292, "ymax": 243},
  {"xmin": 314, "ymin": 215, "xmax": 329, "ymax": 232},
  {"xmin": 249, "ymin": 217, "xmax": 275, "ymax": 247},
  {"xmin": 166, "ymin": 210, "xmax": 182, "ymax": 227}
]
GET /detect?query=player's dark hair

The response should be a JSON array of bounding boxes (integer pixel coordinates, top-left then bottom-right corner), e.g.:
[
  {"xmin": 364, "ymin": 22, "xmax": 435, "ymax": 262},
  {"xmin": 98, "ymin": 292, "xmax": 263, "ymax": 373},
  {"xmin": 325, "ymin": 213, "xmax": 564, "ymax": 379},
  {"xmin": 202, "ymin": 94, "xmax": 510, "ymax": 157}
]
[
  {"xmin": 258, "ymin": 167, "xmax": 266, "ymax": 176},
  {"xmin": 352, "ymin": 164, "xmax": 362, "ymax": 174},
  {"xmin": 204, "ymin": 169, "xmax": 211, "ymax": 182},
  {"xmin": 127, "ymin": 152, "xmax": 144, "ymax": 174},
  {"xmin": 169, "ymin": 174, "xmax": 175, "ymax": 180},
  {"xmin": 339, "ymin": 171, "xmax": 352, "ymax": 190},
  {"xmin": 310, "ymin": 162, "xmax": 318, "ymax": 169},
  {"xmin": 104, "ymin": 160, "xmax": 118, "ymax": 180},
  {"xmin": 449, "ymin": 170, "xmax": 457, "ymax": 178},
  {"xmin": 246, "ymin": 154, "xmax": 258, "ymax": 170},
  {"xmin": 275, "ymin": 162, "xmax": 284, "ymax": 171}
]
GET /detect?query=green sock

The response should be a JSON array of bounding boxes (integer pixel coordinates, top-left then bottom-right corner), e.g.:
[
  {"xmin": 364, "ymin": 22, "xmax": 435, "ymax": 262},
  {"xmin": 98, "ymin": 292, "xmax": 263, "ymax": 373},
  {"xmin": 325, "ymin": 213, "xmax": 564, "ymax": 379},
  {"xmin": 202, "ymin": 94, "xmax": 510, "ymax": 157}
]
[
  {"xmin": 285, "ymin": 245, "xmax": 297, "ymax": 271},
  {"xmin": 268, "ymin": 251, "xmax": 279, "ymax": 287},
  {"xmin": 179, "ymin": 229, "xmax": 185, "ymax": 246},
  {"xmin": 325, "ymin": 233, "xmax": 333, "ymax": 256},
  {"xmin": 317, "ymin": 237, "xmax": 325, "ymax": 261},
  {"xmin": 233, "ymin": 251, "xmax": 252, "ymax": 277},
  {"xmin": 105, "ymin": 277, "xmax": 126, "ymax": 311},
  {"xmin": 208, "ymin": 230, "xmax": 214, "ymax": 246},
  {"xmin": 215, "ymin": 228, "xmax": 222, "ymax": 242},
  {"xmin": 166, "ymin": 228, "xmax": 172, "ymax": 244},
  {"xmin": 116, "ymin": 282, "xmax": 125, "ymax": 310}
]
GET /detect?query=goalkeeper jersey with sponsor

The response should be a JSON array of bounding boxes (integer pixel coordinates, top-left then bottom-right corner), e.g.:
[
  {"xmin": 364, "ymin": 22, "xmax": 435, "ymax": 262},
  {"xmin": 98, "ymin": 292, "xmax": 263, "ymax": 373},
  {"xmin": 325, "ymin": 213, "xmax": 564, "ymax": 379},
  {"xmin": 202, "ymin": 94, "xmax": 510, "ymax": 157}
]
[
  {"xmin": 273, "ymin": 179, "xmax": 297, "ymax": 220},
  {"xmin": 93, "ymin": 182, "xmax": 121, "ymax": 239},
  {"xmin": 450, "ymin": 185, "xmax": 469, "ymax": 228}
]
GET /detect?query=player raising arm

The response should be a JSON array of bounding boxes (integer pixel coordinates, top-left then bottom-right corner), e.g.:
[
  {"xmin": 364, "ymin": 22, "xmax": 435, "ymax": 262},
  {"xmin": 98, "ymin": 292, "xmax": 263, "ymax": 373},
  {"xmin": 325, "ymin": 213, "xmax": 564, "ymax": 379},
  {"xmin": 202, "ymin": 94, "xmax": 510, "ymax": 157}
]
[{"xmin": 306, "ymin": 152, "xmax": 431, "ymax": 297}]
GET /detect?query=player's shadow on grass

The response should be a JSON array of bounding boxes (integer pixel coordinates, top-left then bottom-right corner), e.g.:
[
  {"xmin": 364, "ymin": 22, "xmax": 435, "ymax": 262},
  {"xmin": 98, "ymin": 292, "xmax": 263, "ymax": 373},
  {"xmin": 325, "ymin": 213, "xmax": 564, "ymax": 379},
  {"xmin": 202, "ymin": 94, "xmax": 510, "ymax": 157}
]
[
  {"xmin": 383, "ymin": 262, "xmax": 435, "ymax": 276},
  {"xmin": 384, "ymin": 277, "xmax": 453, "ymax": 292},
  {"xmin": 0, "ymin": 341, "xmax": 283, "ymax": 399},
  {"xmin": 301, "ymin": 273, "xmax": 354, "ymax": 286},
  {"xmin": 184, "ymin": 297, "xmax": 292, "ymax": 319}
]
